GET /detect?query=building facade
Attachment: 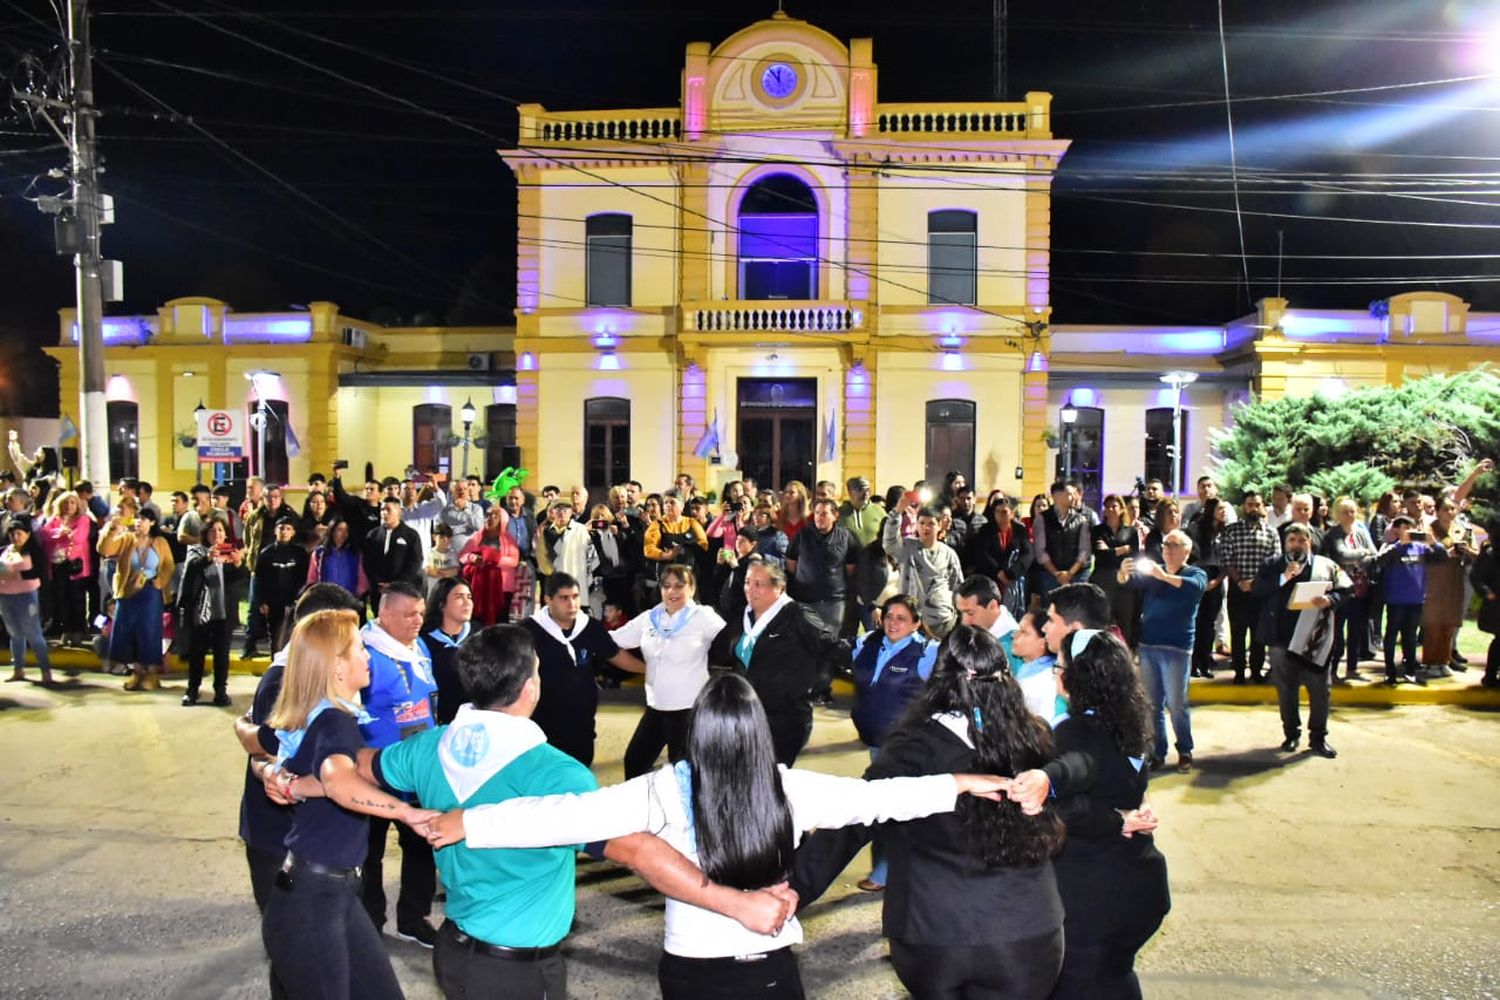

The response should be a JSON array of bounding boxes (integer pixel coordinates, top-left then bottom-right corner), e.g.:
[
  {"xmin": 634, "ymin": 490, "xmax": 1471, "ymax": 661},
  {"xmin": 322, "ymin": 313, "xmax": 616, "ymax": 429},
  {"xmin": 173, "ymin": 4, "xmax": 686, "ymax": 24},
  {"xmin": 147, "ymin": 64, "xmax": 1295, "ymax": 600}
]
[
  {"xmin": 43, "ymin": 297, "xmax": 516, "ymax": 493},
  {"xmin": 506, "ymin": 12, "xmax": 1067, "ymax": 502}
]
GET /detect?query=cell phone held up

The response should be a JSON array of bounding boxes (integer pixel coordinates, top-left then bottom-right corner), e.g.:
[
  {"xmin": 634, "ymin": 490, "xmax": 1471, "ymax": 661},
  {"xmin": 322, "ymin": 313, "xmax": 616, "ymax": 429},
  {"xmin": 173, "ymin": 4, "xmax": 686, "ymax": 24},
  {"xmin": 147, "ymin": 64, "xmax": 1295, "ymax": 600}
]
[{"xmin": 332, "ymin": 459, "xmax": 350, "ymax": 471}]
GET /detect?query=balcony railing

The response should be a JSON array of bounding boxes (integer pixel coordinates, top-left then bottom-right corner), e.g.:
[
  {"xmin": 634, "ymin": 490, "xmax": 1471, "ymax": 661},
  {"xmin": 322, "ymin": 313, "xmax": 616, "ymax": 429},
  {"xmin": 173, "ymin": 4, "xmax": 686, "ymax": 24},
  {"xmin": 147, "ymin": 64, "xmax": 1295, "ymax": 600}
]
[
  {"xmin": 873, "ymin": 96, "xmax": 1049, "ymax": 139},
  {"xmin": 685, "ymin": 301, "xmax": 865, "ymax": 334},
  {"xmin": 521, "ymin": 105, "xmax": 683, "ymax": 144}
]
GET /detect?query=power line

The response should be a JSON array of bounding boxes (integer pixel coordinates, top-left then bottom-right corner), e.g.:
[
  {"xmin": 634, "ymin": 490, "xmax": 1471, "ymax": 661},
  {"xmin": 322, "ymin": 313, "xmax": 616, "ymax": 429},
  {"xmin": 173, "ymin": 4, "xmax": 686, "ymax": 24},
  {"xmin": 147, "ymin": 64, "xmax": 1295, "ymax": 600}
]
[{"xmin": 1216, "ymin": 0, "xmax": 1251, "ymax": 310}]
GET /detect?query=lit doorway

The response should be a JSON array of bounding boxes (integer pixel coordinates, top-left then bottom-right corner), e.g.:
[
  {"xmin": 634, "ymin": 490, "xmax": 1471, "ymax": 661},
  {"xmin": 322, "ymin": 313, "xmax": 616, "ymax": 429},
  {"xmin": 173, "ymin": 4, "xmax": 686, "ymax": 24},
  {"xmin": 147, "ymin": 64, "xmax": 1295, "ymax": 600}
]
[{"xmin": 737, "ymin": 378, "xmax": 816, "ymax": 491}]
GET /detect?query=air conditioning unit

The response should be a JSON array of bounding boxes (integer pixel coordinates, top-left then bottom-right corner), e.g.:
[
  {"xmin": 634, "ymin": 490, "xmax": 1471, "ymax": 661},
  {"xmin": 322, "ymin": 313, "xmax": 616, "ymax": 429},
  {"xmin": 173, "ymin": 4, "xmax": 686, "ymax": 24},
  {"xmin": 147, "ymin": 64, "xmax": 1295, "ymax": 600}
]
[
  {"xmin": 466, "ymin": 352, "xmax": 492, "ymax": 371},
  {"xmin": 341, "ymin": 327, "xmax": 368, "ymax": 349}
]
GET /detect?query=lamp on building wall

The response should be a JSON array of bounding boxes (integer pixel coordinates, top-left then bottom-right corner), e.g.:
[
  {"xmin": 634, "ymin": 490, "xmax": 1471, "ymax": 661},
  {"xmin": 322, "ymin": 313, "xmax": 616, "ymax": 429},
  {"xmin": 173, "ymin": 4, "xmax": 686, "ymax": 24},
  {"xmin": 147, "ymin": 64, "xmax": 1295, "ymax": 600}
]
[
  {"xmin": 460, "ymin": 398, "xmax": 477, "ymax": 478},
  {"xmin": 1059, "ymin": 401, "xmax": 1078, "ymax": 482},
  {"xmin": 1159, "ymin": 370, "xmax": 1199, "ymax": 495}
]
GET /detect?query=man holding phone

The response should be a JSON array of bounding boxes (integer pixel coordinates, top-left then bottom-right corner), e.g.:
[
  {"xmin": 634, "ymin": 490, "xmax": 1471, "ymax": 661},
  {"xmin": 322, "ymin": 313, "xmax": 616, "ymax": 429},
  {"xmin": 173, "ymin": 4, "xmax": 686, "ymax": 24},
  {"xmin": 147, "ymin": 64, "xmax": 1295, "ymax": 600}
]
[{"xmin": 1374, "ymin": 516, "xmax": 1448, "ymax": 686}]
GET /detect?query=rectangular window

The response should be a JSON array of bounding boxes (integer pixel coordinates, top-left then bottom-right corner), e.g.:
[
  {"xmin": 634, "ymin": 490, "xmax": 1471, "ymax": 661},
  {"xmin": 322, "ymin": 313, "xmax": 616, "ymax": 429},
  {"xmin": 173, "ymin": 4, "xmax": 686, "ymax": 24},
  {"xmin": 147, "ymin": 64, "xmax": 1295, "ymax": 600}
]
[
  {"xmin": 1144, "ymin": 407, "xmax": 1189, "ymax": 494},
  {"xmin": 925, "ymin": 399, "xmax": 976, "ymax": 490},
  {"xmin": 1056, "ymin": 407, "xmax": 1104, "ymax": 512},
  {"xmin": 483, "ymin": 403, "xmax": 518, "ymax": 482},
  {"xmin": 928, "ymin": 210, "xmax": 978, "ymax": 306},
  {"xmin": 105, "ymin": 401, "xmax": 139, "ymax": 482},
  {"xmin": 586, "ymin": 213, "xmax": 632, "ymax": 307},
  {"xmin": 584, "ymin": 398, "xmax": 631, "ymax": 499},
  {"xmin": 413, "ymin": 403, "xmax": 453, "ymax": 475},
  {"xmin": 247, "ymin": 399, "xmax": 290, "ymax": 485},
  {"xmin": 739, "ymin": 213, "xmax": 818, "ymax": 300}
]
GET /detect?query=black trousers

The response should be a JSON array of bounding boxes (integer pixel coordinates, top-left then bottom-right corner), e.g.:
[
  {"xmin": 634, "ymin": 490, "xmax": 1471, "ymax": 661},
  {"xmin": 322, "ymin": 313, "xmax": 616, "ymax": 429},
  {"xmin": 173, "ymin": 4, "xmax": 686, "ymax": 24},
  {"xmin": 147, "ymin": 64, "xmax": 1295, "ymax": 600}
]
[
  {"xmin": 765, "ymin": 708, "xmax": 813, "ymax": 767},
  {"xmin": 363, "ymin": 815, "xmax": 437, "ymax": 932},
  {"xmin": 1384, "ymin": 603, "xmax": 1422, "ymax": 678},
  {"xmin": 244, "ymin": 843, "xmax": 291, "ymax": 1000},
  {"xmin": 433, "ymin": 919, "xmax": 566, "ymax": 1000},
  {"xmin": 1192, "ymin": 584, "xmax": 1224, "ymax": 673},
  {"xmin": 266, "ymin": 602, "xmax": 291, "ymax": 654},
  {"xmin": 1226, "ymin": 587, "xmax": 1266, "ymax": 679},
  {"xmin": 624, "ymin": 707, "xmax": 691, "ymax": 779},
  {"xmin": 185, "ymin": 618, "xmax": 232, "ymax": 697},
  {"xmin": 262, "ymin": 865, "xmax": 403, "ymax": 1000},
  {"xmin": 659, "ymin": 946, "xmax": 804, "ymax": 1000},
  {"xmin": 1050, "ymin": 916, "xmax": 1163, "ymax": 1000},
  {"xmin": 1269, "ymin": 646, "xmax": 1330, "ymax": 743},
  {"xmin": 889, "ymin": 930, "xmax": 1063, "ymax": 1000},
  {"xmin": 54, "ymin": 575, "xmax": 88, "ymax": 635}
]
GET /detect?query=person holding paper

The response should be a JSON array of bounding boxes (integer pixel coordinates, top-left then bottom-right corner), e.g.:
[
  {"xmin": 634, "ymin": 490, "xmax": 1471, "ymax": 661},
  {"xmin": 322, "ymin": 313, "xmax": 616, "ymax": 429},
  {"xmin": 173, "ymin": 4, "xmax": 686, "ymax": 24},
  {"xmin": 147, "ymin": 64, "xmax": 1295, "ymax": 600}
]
[{"xmin": 1252, "ymin": 523, "xmax": 1352, "ymax": 758}]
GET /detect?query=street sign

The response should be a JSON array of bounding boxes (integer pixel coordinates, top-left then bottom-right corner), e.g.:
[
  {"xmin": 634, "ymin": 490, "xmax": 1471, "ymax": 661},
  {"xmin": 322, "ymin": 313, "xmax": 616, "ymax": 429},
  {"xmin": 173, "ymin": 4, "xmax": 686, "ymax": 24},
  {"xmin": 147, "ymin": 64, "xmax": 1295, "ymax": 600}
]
[{"xmin": 197, "ymin": 409, "xmax": 246, "ymax": 460}]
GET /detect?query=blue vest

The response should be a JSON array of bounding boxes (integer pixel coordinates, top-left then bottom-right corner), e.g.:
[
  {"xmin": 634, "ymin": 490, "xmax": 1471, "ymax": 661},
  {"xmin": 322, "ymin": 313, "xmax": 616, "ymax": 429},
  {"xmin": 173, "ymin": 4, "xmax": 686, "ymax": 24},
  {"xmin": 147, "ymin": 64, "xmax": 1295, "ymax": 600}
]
[{"xmin": 850, "ymin": 634, "xmax": 928, "ymax": 748}]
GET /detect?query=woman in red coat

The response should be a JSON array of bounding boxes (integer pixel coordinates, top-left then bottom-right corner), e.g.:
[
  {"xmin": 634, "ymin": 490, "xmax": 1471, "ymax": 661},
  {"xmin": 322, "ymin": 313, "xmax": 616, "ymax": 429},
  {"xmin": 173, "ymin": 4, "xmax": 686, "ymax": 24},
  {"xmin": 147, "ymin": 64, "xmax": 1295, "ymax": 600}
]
[{"xmin": 459, "ymin": 504, "xmax": 519, "ymax": 625}]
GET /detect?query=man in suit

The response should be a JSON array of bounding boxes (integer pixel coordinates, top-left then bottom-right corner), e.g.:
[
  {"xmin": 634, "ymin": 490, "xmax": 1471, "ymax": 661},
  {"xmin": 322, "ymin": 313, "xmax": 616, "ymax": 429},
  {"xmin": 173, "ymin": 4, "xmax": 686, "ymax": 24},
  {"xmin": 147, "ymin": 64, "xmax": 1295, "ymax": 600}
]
[
  {"xmin": 362, "ymin": 497, "xmax": 424, "ymax": 617},
  {"xmin": 709, "ymin": 558, "xmax": 846, "ymax": 765}
]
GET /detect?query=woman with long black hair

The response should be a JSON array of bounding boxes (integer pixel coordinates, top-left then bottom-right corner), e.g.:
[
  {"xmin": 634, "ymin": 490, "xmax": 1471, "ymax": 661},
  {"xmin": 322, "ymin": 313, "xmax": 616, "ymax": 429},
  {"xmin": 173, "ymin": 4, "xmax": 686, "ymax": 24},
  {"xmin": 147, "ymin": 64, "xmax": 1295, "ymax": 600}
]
[
  {"xmin": 425, "ymin": 672, "xmax": 1010, "ymax": 999},
  {"xmin": 791, "ymin": 625, "xmax": 1067, "ymax": 999},
  {"xmin": 422, "ymin": 576, "xmax": 474, "ymax": 724},
  {"xmin": 1011, "ymin": 628, "xmax": 1171, "ymax": 1000}
]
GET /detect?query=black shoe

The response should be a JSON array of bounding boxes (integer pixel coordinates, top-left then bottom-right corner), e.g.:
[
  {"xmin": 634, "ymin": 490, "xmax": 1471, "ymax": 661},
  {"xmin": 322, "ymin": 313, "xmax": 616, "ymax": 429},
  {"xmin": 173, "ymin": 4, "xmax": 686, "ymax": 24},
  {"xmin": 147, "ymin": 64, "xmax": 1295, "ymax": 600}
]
[
  {"xmin": 1279, "ymin": 736, "xmax": 1298, "ymax": 753},
  {"xmin": 211, "ymin": 691, "xmax": 232, "ymax": 707},
  {"xmin": 1449, "ymin": 658, "xmax": 1468, "ymax": 673},
  {"xmin": 240, "ymin": 644, "xmax": 259, "ymax": 660},
  {"xmin": 1232, "ymin": 675, "xmax": 1246, "ymax": 686},
  {"xmin": 1413, "ymin": 672, "xmax": 1427, "ymax": 687},
  {"xmin": 1249, "ymin": 673, "xmax": 1264, "ymax": 684},
  {"xmin": 180, "ymin": 691, "xmax": 200, "ymax": 707},
  {"xmin": 1383, "ymin": 678, "xmax": 1399, "ymax": 688},
  {"xmin": 1310, "ymin": 741, "xmax": 1337, "ymax": 759},
  {"xmin": 394, "ymin": 920, "xmax": 437, "ymax": 949},
  {"xmin": 1481, "ymin": 676, "xmax": 1500, "ymax": 689}
]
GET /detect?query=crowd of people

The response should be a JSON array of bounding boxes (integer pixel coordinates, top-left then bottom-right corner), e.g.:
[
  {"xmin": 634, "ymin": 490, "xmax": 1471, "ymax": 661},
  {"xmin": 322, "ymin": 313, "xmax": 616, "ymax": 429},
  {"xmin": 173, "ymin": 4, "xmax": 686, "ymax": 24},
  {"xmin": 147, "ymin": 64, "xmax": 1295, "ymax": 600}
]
[{"xmin": 5, "ymin": 435, "xmax": 1499, "ymax": 998}]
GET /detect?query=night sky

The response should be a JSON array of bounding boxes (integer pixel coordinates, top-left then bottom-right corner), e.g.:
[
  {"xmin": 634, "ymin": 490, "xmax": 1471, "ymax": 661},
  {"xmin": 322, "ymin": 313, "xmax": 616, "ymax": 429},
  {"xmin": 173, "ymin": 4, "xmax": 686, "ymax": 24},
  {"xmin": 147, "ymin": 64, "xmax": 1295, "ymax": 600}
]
[{"xmin": 3, "ymin": 1, "xmax": 1497, "ymax": 414}]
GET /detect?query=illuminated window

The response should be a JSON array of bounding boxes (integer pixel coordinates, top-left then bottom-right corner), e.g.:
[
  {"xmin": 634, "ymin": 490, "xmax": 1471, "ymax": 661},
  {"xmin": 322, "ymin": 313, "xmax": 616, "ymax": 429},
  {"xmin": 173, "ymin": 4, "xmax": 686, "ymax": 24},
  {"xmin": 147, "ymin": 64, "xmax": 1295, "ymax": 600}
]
[
  {"xmin": 586, "ymin": 213, "xmax": 632, "ymax": 307},
  {"xmin": 247, "ymin": 399, "xmax": 290, "ymax": 485},
  {"xmin": 738, "ymin": 175, "xmax": 818, "ymax": 300},
  {"xmin": 484, "ymin": 403, "xmax": 517, "ymax": 481},
  {"xmin": 1056, "ymin": 406, "xmax": 1104, "ymax": 511},
  {"xmin": 928, "ymin": 210, "xmax": 977, "ymax": 306}
]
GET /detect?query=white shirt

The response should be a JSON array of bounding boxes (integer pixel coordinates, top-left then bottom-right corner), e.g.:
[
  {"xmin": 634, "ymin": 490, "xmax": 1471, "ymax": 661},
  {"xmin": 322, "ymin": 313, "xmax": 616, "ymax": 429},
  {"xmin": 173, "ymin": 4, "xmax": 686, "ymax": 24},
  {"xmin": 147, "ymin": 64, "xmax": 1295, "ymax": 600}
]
[
  {"xmin": 461, "ymin": 765, "xmax": 961, "ymax": 959},
  {"xmin": 610, "ymin": 602, "xmax": 727, "ymax": 711}
]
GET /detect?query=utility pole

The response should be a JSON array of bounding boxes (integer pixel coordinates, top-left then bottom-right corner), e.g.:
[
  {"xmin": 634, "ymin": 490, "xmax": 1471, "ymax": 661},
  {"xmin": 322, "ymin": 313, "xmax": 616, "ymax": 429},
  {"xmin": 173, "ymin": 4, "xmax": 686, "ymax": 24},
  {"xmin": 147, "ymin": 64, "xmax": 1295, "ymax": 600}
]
[
  {"xmin": 68, "ymin": 0, "xmax": 110, "ymax": 488},
  {"xmin": 993, "ymin": 0, "xmax": 1007, "ymax": 99}
]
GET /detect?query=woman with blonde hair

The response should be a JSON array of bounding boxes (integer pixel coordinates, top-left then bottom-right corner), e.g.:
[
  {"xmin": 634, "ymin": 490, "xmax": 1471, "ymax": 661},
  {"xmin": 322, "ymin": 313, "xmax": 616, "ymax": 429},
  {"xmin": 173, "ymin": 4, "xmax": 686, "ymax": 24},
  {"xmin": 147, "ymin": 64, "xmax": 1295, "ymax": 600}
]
[
  {"xmin": 260, "ymin": 608, "xmax": 437, "ymax": 1000},
  {"xmin": 40, "ymin": 490, "xmax": 93, "ymax": 645}
]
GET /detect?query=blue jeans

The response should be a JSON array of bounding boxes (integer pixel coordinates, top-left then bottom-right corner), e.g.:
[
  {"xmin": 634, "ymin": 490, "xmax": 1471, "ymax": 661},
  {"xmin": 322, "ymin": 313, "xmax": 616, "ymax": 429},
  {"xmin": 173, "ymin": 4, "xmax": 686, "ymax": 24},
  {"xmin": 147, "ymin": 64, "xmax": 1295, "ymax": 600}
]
[
  {"xmin": 0, "ymin": 591, "xmax": 51, "ymax": 675},
  {"xmin": 1138, "ymin": 644, "xmax": 1193, "ymax": 760}
]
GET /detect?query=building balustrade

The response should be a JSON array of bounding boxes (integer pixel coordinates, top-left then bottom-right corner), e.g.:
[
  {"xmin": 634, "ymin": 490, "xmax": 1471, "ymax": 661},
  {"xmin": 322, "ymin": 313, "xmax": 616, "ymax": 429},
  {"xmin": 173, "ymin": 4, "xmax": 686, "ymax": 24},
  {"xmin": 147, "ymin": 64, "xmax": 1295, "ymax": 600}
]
[
  {"xmin": 684, "ymin": 301, "xmax": 864, "ymax": 333},
  {"xmin": 873, "ymin": 99, "xmax": 1046, "ymax": 138},
  {"xmin": 522, "ymin": 106, "xmax": 684, "ymax": 144}
]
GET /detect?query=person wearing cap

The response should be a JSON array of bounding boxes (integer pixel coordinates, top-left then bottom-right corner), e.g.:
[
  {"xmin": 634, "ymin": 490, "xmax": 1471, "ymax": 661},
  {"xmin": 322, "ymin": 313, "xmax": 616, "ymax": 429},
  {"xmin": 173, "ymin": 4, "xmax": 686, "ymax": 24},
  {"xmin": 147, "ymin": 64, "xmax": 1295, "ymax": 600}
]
[
  {"xmin": 256, "ymin": 515, "xmax": 312, "ymax": 655},
  {"xmin": 97, "ymin": 505, "xmax": 176, "ymax": 691},
  {"xmin": 0, "ymin": 515, "xmax": 55, "ymax": 685}
]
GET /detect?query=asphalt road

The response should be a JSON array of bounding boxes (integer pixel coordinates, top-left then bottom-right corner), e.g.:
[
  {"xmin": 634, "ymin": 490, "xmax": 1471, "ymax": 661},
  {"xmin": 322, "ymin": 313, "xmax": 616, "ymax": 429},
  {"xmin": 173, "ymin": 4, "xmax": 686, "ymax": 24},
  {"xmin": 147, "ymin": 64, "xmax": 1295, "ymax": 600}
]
[{"xmin": 0, "ymin": 674, "xmax": 1496, "ymax": 999}]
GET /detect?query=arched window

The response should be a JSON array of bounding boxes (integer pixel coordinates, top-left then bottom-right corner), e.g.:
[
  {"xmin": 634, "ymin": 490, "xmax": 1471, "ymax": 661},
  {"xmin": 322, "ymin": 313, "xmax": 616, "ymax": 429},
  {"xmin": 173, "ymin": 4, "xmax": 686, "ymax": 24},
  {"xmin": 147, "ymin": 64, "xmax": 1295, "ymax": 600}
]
[
  {"xmin": 738, "ymin": 174, "xmax": 818, "ymax": 300},
  {"xmin": 1056, "ymin": 406, "xmax": 1104, "ymax": 512},
  {"xmin": 105, "ymin": 401, "xmax": 139, "ymax": 481},
  {"xmin": 928, "ymin": 210, "xmax": 978, "ymax": 306},
  {"xmin": 584, "ymin": 397, "xmax": 631, "ymax": 498},
  {"xmin": 586, "ymin": 213, "xmax": 632, "ymax": 306},
  {"xmin": 925, "ymin": 399, "xmax": 975, "ymax": 489},
  {"xmin": 1144, "ymin": 407, "xmax": 1189, "ymax": 494},
  {"xmin": 413, "ymin": 403, "xmax": 453, "ymax": 474}
]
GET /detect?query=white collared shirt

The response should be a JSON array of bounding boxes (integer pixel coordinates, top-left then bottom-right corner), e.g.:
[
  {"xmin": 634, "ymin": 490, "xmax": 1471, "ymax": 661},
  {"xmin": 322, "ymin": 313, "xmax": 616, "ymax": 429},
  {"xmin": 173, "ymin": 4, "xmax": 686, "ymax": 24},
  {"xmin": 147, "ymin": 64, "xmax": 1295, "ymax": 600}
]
[{"xmin": 610, "ymin": 602, "xmax": 728, "ymax": 711}]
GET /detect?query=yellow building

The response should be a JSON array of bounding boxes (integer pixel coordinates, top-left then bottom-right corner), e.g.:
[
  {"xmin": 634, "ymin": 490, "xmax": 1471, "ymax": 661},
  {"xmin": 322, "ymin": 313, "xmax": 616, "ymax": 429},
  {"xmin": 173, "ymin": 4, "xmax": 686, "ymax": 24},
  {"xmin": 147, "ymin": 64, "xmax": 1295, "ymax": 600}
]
[
  {"xmin": 44, "ymin": 297, "xmax": 516, "ymax": 496},
  {"xmin": 505, "ymin": 11, "xmax": 1067, "ymax": 501}
]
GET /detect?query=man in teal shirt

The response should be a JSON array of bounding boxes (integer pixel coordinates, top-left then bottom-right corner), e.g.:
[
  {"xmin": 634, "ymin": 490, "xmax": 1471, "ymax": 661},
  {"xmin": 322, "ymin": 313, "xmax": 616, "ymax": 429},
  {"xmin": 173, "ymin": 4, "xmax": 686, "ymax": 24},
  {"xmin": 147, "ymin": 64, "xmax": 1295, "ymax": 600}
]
[{"xmin": 365, "ymin": 625, "xmax": 796, "ymax": 999}]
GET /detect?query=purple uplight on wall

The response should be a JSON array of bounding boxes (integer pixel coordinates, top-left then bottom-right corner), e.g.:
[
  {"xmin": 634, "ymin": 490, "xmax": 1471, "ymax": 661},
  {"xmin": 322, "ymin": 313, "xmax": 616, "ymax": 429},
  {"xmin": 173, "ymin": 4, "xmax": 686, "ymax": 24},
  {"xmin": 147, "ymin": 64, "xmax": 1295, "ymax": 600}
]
[
  {"xmin": 1068, "ymin": 387, "xmax": 1099, "ymax": 407},
  {"xmin": 1025, "ymin": 351, "xmax": 1048, "ymax": 373},
  {"xmin": 519, "ymin": 352, "xmax": 536, "ymax": 371},
  {"xmin": 224, "ymin": 317, "xmax": 313, "ymax": 343}
]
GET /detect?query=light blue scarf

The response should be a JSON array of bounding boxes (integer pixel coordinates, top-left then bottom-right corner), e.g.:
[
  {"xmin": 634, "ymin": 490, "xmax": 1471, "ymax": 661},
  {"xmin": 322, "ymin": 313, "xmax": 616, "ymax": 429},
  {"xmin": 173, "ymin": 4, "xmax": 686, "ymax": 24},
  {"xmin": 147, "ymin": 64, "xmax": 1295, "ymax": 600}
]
[{"xmin": 275, "ymin": 697, "xmax": 374, "ymax": 767}]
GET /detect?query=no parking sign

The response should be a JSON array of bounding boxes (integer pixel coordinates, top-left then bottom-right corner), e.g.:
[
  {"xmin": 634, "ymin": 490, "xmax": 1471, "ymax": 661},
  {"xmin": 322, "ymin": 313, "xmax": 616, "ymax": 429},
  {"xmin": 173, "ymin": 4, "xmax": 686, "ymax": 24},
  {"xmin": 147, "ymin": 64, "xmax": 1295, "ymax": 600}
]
[{"xmin": 197, "ymin": 409, "xmax": 246, "ymax": 460}]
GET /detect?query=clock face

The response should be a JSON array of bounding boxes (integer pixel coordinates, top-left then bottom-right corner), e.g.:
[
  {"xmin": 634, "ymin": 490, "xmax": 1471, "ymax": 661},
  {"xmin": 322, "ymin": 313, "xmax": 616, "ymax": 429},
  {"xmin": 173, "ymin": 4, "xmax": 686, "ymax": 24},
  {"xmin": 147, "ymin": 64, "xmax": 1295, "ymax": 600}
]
[{"xmin": 761, "ymin": 62, "xmax": 799, "ymax": 100}]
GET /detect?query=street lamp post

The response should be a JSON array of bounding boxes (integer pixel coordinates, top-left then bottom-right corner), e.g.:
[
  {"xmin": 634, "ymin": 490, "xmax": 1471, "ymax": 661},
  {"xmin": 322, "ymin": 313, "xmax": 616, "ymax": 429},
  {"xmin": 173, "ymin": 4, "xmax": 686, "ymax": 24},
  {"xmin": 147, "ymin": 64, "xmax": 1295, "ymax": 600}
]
[
  {"xmin": 460, "ymin": 398, "xmax": 477, "ymax": 479},
  {"xmin": 1060, "ymin": 401, "xmax": 1078, "ymax": 483},
  {"xmin": 1159, "ymin": 370, "xmax": 1199, "ymax": 496},
  {"xmin": 193, "ymin": 399, "xmax": 206, "ymax": 485}
]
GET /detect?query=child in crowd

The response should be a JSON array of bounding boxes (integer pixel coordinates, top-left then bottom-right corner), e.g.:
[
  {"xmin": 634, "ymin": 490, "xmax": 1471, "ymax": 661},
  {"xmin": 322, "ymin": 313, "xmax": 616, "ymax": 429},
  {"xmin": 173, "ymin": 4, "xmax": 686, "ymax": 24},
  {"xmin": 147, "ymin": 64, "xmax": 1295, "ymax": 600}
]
[
  {"xmin": 424, "ymin": 523, "xmax": 460, "ymax": 598},
  {"xmin": 1375, "ymin": 515, "xmax": 1448, "ymax": 685}
]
